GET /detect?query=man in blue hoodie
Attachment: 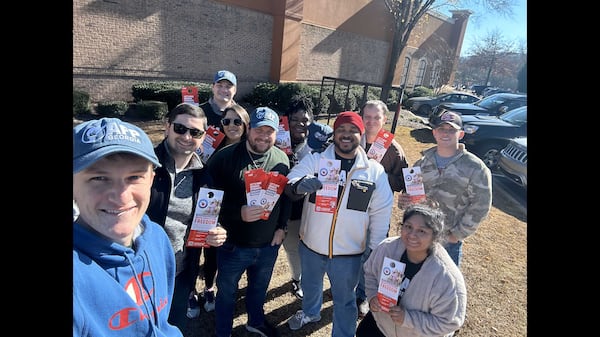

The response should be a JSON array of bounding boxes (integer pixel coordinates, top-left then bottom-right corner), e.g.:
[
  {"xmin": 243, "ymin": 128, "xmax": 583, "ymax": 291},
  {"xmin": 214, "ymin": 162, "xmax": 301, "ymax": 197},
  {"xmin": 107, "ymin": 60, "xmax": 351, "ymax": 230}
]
[{"xmin": 73, "ymin": 118, "xmax": 224, "ymax": 336}]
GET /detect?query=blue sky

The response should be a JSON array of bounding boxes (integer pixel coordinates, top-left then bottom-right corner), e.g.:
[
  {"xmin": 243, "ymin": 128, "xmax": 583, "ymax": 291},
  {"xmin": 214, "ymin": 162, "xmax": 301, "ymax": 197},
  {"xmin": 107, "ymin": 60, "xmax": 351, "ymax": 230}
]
[{"xmin": 452, "ymin": 0, "xmax": 527, "ymax": 56}]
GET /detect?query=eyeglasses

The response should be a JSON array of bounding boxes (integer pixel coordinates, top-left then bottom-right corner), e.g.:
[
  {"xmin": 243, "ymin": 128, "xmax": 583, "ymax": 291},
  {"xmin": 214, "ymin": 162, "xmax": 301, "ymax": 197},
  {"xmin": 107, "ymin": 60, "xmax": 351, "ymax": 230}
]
[
  {"xmin": 221, "ymin": 118, "xmax": 243, "ymax": 126},
  {"xmin": 172, "ymin": 123, "xmax": 205, "ymax": 138},
  {"xmin": 400, "ymin": 223, "xmax": 432, "ymax": 238}
]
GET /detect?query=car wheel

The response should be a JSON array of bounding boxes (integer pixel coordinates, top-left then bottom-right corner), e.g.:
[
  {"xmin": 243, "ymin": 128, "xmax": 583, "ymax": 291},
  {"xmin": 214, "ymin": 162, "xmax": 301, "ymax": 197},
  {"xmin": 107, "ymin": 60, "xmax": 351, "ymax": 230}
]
[
  {"xmin": 417, "ymin": 105, "xmax": 432, "ymax": 116},
  {"xmin": 478, "ymin": 144, "xmax": 503, "ymax": 170}
]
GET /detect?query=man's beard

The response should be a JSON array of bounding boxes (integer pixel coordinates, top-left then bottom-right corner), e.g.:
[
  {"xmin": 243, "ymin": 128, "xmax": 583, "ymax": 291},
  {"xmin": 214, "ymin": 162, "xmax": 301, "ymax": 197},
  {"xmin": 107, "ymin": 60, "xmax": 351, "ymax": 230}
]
[{"xmin": 333, "ymin": 139, "xmax": 359, "ymax": 155}]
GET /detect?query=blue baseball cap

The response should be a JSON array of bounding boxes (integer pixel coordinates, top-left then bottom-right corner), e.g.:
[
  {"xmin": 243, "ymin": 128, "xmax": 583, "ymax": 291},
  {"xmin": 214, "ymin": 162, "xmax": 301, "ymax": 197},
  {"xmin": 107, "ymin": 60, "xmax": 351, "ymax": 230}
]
[
  {"xmin": 250, "ymin": 107, "xmax": 279, "ymax": 131},
  {"xmin": 213, "ymin": 70, "xmax": 237, "ymax": 86},
  {"xmin": 73, "ymin": 118, "xmax": 161, "ymax": 174},
  {"xmin": 307, "ymin": 122, "xmax": 333, "ymax": 149}
]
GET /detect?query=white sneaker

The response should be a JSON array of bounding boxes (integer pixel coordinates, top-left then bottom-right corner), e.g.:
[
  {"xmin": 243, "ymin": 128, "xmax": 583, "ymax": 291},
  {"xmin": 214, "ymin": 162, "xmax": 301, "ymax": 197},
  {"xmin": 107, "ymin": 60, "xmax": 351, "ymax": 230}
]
[
  {"xmin": 357, "ymin": 298, "xmax": 369, "ymax": 318},
  {"xmin": 287, "ymin": 310, "xmax": 321, "ymax": 330},
  {"xmin": 291, "ymin": 279, "xmax": 303, "ymax": 299}
]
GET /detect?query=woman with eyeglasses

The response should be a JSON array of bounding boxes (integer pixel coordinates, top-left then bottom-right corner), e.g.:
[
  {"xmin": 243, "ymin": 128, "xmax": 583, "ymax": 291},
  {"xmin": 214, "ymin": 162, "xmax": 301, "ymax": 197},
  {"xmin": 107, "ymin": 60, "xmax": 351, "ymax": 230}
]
[
  {"xmin": 219, "ymin": 104, "xmax": 250, "ymax": 148},
  {"xmin": 356, "ymin": 203, "xmax": 466, "ymax": 337},
  {"xmin": 188, "ymin": 103, "xmax": 251, "ymax": 316}
]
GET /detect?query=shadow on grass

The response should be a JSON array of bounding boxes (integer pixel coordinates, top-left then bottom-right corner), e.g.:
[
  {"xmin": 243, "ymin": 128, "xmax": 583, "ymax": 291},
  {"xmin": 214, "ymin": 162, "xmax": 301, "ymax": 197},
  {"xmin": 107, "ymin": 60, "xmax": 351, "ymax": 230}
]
[{"xmin": 409, "ymin": 128, "xmax": 435, "ymax": 144}]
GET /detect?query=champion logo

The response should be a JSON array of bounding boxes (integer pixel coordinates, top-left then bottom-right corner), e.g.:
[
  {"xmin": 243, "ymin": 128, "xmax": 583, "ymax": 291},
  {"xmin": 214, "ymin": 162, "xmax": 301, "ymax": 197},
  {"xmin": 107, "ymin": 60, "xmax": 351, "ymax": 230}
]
[{"xmin": 105, "ymin": 272, "xmax": 169, "ymax": 330}]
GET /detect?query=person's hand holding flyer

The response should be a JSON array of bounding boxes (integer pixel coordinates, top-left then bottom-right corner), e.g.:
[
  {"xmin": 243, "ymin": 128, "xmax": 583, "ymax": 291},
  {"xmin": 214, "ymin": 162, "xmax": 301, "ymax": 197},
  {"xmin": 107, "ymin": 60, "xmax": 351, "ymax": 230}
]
[
  {"xmin": 187, "ymin": 188, "xmax": 224, "ymax": 248},
  {"xmin": 376, "ymin": 256, "xmax": 406, "ymax": 312},
  {"xmin": 402, "ymin": 166, "xmax": 426, "ymax": 203}
]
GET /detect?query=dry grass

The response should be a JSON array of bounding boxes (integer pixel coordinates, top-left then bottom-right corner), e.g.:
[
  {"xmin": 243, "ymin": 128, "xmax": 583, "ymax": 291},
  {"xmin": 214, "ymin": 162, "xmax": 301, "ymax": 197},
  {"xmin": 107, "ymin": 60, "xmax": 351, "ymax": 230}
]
[{"xmin": 74, "ymin": 113, "xmax": 527, "ymax": 337}]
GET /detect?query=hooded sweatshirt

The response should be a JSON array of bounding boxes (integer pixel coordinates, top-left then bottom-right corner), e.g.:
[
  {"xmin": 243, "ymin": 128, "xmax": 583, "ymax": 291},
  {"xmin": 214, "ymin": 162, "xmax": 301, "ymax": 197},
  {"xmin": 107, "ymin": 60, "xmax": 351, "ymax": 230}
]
[{"xmin": 73, "ymin": 215, "xmax": 182, "ymax": 337}]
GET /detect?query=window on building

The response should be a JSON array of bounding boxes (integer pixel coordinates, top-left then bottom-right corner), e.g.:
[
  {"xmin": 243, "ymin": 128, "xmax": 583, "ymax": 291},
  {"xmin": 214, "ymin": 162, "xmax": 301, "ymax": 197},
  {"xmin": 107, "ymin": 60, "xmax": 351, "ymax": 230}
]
[
  {"xmin": 415, "ymin": 59, "xmax": 427, "ymax": 87},
  {"xmin": 400, "ymin": 57, "xmax": 411, "ymax": 87},
  {"xmin": 430, "ymin": 60, "xmax": 442, "ymax": 88}
]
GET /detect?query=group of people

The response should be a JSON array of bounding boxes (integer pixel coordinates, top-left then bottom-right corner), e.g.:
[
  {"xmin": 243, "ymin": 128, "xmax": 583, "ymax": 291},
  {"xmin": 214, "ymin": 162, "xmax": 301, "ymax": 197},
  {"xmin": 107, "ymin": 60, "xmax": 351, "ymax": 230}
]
[{"xmin": 73, "ymin": 69, "xmax": 492, "ymax": 337}]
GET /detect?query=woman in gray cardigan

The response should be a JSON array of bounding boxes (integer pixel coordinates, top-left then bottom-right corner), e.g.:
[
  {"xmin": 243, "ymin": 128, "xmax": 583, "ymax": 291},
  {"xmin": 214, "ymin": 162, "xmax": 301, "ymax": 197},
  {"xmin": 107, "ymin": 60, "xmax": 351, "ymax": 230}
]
[{"xmin": 356, "ymin": 203, "xmax": 467, "ymax": 337}]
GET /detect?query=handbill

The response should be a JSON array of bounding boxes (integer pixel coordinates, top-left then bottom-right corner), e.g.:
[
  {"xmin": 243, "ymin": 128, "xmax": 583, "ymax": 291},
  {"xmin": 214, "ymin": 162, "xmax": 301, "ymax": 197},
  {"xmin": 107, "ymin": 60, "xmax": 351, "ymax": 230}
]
[
  {"xmin": 181, "ymin": 86, "xmax": 199, "ymax": 106},
  {"xmin": 402, "ymin": 166, "xmax": 426, "ymax": 203},
  {"xmin": 199, "ymin": 126, "xmax": 225, "ymax": 163},
  {"xmin": 376, "ymin": 256, "xmax": 406, "ymax": 312},
  {"xmin": 366, "ymin": 128, "xmax": 394, "ymax": 162},
  {"xmin": 315, "ymin": 158, "xmax": 341, "ymax": 213},
  {"xmin": 275, "ymin": 116, "xmax": 293, "ymax": 155},
  {"xmin": 186, "ymin": 187, "xmax": 224, "ymax": 248}
]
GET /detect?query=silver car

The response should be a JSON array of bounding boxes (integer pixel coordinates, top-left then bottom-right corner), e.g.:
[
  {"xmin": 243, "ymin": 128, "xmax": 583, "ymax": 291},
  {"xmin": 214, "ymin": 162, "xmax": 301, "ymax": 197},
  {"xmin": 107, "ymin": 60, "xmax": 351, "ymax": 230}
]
[{"xmin": 498, "ymin": 137, "xmax": 527, "ymax": 189}]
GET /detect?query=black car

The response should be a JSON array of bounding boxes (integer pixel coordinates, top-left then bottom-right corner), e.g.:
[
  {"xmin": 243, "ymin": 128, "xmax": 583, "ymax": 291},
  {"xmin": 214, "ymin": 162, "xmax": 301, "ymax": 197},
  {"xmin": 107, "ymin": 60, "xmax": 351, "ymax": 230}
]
[
  {"xmin": 432, "ymin": 93, "xmax": 527, "ymax": 119},
  {"xmin": 459, "ymin": 105, "xmax": 527, "ymax": 169}
]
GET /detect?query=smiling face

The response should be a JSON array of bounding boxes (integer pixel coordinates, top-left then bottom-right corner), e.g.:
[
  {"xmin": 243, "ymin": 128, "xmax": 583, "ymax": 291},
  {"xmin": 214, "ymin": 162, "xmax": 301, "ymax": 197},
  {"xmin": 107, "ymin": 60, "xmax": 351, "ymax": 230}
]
[
  {"xmin": 400, "ymin": 213, "xmax": 434, "ymax": 257},
  {"xmin": 362, "ymin": 104, "xmax": 386, "ymax": 137},
  {"xmin": 221, "ymin": 109, "xmax": 245, "ymax": 143},
  {"xmin": 165, "ymin": 114, "xmax": 206, "ymax": 156},
  {"xmin": 73, "ymin": 153, "xmax": 155, "ymax": 246},
  {"xmin": 432, "ymin": 124, "xmax": 464, "ymax": 149},
  {"xmin": 212, "ymin": 80, "xmax": 236, "ymax": 105},
  {"xmin": 333, "ymin": 123, "xmax": 361, "ymax": 158},
  {"xmin": 288, "ymin": 110, "xmax": 311, "ymax": 144},
  {"xmin": 247, "ymin": 125, "xmax": 276, "ymax": 154}
]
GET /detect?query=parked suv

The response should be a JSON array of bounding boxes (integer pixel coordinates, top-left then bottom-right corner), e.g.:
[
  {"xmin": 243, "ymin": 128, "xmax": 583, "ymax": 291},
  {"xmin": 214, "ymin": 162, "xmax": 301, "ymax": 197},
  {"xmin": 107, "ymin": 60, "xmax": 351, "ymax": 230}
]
[
  {"xmin": 498, "ymin": 137, "xmax": 527, "ymax": 189},
  {"xmin": 458, "ymin": 105, "xmax": 527, "ymax": 169}
]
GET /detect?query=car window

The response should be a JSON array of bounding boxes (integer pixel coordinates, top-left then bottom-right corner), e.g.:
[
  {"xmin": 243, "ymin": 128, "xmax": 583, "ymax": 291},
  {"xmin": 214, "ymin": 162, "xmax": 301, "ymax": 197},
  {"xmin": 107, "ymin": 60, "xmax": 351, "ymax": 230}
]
[{"xmin": 500, "ymin": 107, "xmax": 527, "ymax": 126}]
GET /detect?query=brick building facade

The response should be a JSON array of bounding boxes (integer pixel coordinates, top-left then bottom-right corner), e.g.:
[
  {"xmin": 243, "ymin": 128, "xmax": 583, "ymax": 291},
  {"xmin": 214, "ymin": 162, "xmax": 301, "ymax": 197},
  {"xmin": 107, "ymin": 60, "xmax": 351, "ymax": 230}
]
[{"xmin": 73, "ymin": 0, "xmax": 470, "ymax": 102}]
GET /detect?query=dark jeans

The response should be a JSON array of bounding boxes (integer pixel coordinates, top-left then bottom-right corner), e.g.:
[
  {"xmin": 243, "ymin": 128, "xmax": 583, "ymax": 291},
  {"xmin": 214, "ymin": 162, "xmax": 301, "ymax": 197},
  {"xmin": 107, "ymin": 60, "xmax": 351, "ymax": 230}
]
[
  {"xmin": 356, "ymin": 311, "xmax": 385, "ymax": 337},
  {"xmin": 168, "ymin": 248, "xmax": 201, "ymax": 330},
  {"xmin": 214, "ymin": 242, "xmax": 280, "ymax": 337},
  {"xmin": 202, "ymin": 246, "xmax": 218, "ymax": 289}
]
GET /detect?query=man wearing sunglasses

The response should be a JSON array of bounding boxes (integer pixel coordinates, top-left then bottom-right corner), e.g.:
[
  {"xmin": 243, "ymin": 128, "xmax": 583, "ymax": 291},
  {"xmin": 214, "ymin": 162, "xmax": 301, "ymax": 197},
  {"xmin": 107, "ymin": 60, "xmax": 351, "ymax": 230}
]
[
  {"xmin": 200, "ymin": 70, "xmax": 238, "ymax": 128},
  {"xmin": 146, "ymin": 102, "xmax": 227, "ymax": 331}
]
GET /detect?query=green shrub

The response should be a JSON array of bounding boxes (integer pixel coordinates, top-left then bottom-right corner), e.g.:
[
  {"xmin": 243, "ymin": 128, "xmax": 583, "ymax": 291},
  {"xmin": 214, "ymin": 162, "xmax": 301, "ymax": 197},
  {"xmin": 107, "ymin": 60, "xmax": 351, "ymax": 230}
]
[
  {"xmin": 131, "ymin": 100, "xmax": 169, "ymax": 120},
  {"xmin": 73, "ymin": 90, "xmax": 91, "ymax": 116},
  {"xmin": 96, "ymin": 101, "xmax": 129, "ymax": 117},
  {"xmin": 131, "ymin": 81, "xmax": 211, "ymax": 111},
  {"xmin": 242, "ymin": 82, "xmax": 279, "ymax": 109},
  {"xmin": 407, "ymin": 86, "xmax": 434, "ymax": 98}
]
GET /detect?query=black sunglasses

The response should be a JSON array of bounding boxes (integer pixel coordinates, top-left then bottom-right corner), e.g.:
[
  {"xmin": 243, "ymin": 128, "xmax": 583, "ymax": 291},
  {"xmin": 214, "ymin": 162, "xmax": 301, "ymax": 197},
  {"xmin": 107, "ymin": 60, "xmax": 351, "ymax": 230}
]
[
  {"xmin": 221, "ymin": 118, "xmax": 243, "ymax": 126},
  {"xmin": 172, "ymin": 123, "xmax": 205, "ymax": 138}
]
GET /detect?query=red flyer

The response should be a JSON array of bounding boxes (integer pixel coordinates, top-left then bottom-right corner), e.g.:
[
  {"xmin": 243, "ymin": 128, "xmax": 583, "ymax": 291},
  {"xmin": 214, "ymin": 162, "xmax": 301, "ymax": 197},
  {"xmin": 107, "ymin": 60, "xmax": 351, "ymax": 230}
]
[
  {"xmin": 199, "ymin": 126, "xmax": 226, "ymax": 163},
  {"xmin": 402, "ymin": 166, "xmax": 426, "ymax": 203},
  {"xmin": 186, "ymin": 188, "xmax": 224, "ymax": 248},
  {"xmin": 181, "ymin": 86, "xmax": 199, "ymax": 106},
  {"xmin": 261, "ymin": 172, "xmax": 289, "ymax": 220},
  {"xmin": 366, "ymin": 129, "xmax": 394, "ymax": 162},
  {"xmin": 244, "ymin": 168, "xmax": 268, "ymax": 207},
  {"xmin": 376, "ymin": 256, "xmax": 406, "ymax": 312},
  {"xmin": 275, "ymin": 116, "xmax": 293, "ymax": 155}
]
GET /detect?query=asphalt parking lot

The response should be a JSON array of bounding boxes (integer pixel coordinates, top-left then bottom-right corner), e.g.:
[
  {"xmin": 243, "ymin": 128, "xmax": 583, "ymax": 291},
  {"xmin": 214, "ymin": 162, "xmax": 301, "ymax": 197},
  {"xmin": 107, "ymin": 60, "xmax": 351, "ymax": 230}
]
[{"xmin": 492, "ymin": 172, "xmax": 527, "ymax": 212}]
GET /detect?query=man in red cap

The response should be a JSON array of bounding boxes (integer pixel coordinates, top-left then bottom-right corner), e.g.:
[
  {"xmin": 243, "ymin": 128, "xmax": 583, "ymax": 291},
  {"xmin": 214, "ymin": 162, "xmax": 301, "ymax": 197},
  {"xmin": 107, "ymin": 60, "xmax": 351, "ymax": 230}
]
[{"xmin": 284, "ymin": 111, "xmax": 394, "ymax": 337}]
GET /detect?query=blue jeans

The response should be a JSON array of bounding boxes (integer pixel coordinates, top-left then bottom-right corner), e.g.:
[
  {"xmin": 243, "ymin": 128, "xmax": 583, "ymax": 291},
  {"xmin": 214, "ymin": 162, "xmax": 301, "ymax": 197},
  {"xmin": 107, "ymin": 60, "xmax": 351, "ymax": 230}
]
[
  {"xmin": 299, "ymin": 241, "xmax": 362, "ymax": 337},
  {"xmin": 355, "ymin": 246, "xmax": 371, "ymax": 301},
  {"xmin": 444, "ymin": 240, "xmax": 463, "ymax": 267},
  {"xmin": 214, "ymin": 242, "xmax": 280, "ymax": 337}
]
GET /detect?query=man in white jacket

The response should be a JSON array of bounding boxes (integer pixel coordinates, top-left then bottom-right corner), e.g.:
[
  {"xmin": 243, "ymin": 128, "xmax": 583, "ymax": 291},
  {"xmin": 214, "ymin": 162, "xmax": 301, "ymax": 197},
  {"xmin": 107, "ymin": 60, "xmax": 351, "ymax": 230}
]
[{"xmin": 284, "ymin": 111, "xmax": 394, "ymax": 337}]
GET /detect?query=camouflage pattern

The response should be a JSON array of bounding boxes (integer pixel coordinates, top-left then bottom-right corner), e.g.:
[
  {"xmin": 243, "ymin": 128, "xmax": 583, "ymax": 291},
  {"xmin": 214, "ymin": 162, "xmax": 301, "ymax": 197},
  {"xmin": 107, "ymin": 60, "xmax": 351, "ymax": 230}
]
[{"xmin": 414, "ymin": 143, "xmax": 492, "ymax": 241}]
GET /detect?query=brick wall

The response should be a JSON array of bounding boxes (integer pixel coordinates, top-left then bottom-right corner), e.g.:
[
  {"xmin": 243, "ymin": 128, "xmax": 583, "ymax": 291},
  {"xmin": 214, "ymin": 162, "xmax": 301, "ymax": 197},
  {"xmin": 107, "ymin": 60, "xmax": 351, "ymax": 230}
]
[
  {"xmin": 73, "ymin": 0, "xmax": 467, "ymax": 103},
  {"xmin": 73, "ymin": 0, "xmax": 272, "ymax": 102}
]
